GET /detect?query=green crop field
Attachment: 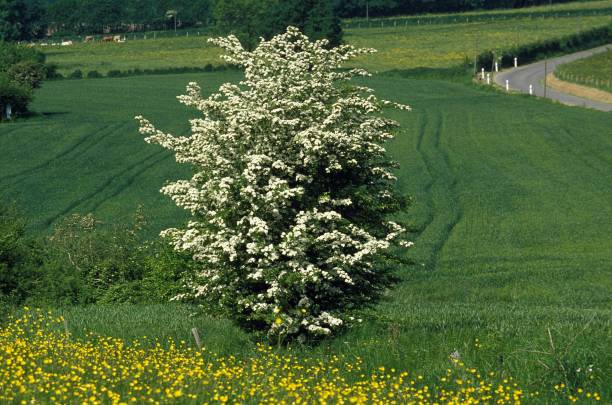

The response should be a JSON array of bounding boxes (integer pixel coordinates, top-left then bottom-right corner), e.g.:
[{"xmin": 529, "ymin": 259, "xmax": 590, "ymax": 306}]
[
  {"xmin": 344, "ymin": 16, "xmax": 611, "ymax": 71},
  {"xmin": 3, "ymin": 1, "xmax": 612, "ymax": 401},
  {"xmin": 1, "ymin": 70, "xmax": 611, "ymax": 400},
  {"xmin": 40, "ymin": 3, "xmax": 612, "ymax": 75},
  {"xmin": 0, "ymin": 72, "xmax": 244, "ymax": 234},
  {"xmin": 555, "ymin": 48, "xmax": 612, "ymax": 92},
  {"xmin": 41, "ymin": 36, "xmax": 224, "ymax": 76}
]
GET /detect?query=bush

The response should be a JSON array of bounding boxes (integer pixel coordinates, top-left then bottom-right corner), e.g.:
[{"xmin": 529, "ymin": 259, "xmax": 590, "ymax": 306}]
[
  {"xmin": 0, "ymin": 203, "xmax": 41, "ymax": 305},
  {"xmin": 136, "ymin": 28, "xmax": 412, "ymax": 342},
  {"xmin": 68, "ymin": 69, "xmax": 83, "ymax": 79},
  {"xmin": 106, "ymin": 70, "xmax": 123, "ymax": 78},
  {"xmin": 31, "ymin": 208, "xmax": 194, "ymax": 305},
  {"xmin": 6, "ymin": 61, "xmax": 46, "ymax": 89},
  {"xmin": 43, "ymin": 63, "xmax": 62, "ymax": 79},
  {"xmin": 0, "ymin": 74, "xmax": 33, "ymax": 119},
  {"xmin": 86, "ymin": 70, "xmax": 103, "ymax": 79},
  {"xmin": 0, "ymin": 43, "xmax": 45, "ymax": 72}
]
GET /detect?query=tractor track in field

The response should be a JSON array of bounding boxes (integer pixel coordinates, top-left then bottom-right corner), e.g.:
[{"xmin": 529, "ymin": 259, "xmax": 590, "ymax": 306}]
[
  {"xmin": 42, "ymin": 150, "xmax": 169, "ymax": 228},
  {"xmin": 414, "ymin": 109, "xmax": 462, "ymax": 269},
  {"xmin": 0, "ymin": 123, "xmax": 119, "ymax": 185},
  {"xmin": 87, "ymin": 153, "xmax": 173, "ymax": 213},
  {"xmin": 413, "ymin": 112, "xmax": 435, "ymax": 235}
]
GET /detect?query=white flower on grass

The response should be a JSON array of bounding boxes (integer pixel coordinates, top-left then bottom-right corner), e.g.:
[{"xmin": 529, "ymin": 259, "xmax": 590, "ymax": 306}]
[{"xmin": 136, "ymin": 26, "xmax": 412, "ymax": 341}]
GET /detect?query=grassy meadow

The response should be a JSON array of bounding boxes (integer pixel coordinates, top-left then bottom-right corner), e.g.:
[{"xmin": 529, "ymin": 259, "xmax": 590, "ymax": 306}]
[
  {"xmin": 1, "ymin": 69, "xmax": 611, "ymax": 401},
  {"xmin": 40, "ymin": 1, "xmax": 612, "ymax": 75},
  {"xmin": 555, "ymin": 48, "xmax": 612, "ymax": 92},
  {"xmin": 42, "ymin": 36, "xmax": 224, "ymax": 76},
  {"xmin": 1, "ymin": 2, "xmax": 611, "ymax": 402},
  {"xmin": 344, "ymin": 16, "xmax": 611, "ymax": 72}
]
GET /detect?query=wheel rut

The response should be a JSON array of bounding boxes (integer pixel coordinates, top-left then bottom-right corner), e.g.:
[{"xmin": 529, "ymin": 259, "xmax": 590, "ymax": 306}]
[{"xmin": 414, "ymin": 108, "xmax": 462, "ymax": 270}]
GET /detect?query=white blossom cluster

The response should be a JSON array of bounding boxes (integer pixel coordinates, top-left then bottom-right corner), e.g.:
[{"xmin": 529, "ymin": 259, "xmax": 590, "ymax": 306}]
[{"xmin": 136, "ymin": 27, "xmax": 412, "ymax": 340}]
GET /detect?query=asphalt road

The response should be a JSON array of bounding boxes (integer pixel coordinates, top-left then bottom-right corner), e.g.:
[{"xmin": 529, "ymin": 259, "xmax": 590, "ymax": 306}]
[{"xmin": 494, "ymin": 44, "xmax": 612, "ymax": 112}]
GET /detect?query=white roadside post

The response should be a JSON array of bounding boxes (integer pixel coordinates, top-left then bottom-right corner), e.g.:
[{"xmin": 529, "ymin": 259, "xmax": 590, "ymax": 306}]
[
  {"xmin": 529, "ymin": 84, "xmax": 533, "ymax": 95},
  {"xmin": 495, "ymin": 62, "xmax": 499, "ymax": 72},
  {"xmin": 505, "ymin": 79, "xmax": 509, "ymax": 91},
  {"xmin": 514, "ymin": 57, "xmax": 518, "ymax": 68},
  {"xmin": 481, "ymin": 68, "xmax": 485, "ymax": 80},
  {"xmin": 486, "ymin": 73, "xmax": 490, "ymax": 84}
]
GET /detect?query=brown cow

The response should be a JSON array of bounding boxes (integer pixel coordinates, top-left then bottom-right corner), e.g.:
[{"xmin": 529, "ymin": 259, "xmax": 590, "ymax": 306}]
[{"xmin": 102, "ymin": 36, "xmax": 114, "ymax": 42}]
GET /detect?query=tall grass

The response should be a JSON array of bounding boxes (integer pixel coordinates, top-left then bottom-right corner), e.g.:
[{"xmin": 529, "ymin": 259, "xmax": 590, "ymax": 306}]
[{"xmin": 555, "ymin": 48, "xmax": 612, "ymax": 92}]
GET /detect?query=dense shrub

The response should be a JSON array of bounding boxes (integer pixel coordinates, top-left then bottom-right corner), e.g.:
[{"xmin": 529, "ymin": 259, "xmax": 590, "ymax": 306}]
[
  {"xmin": 68, "ymin": 69, "xmax": 83, "ymax": 79},
  {"xmin": 0, "ymin": 42, "xmax": 47, "ymax": 116},
  {"xmin": 43, "ymin": 63, "xmax": 62, "ymax": 79},
  {"xmin": 86, "ymin": 70, "xmax": 103, "ymax": 78},
  {"xmin": 0, "ymin": 74, "xmax": 32, "ymax": 119},
  {"xmin": 33, "ymin": 208, "xmax": 194, "ymax": 305},
  {"xmin": 106, "ymin": 69, "xmax": 123, "ymax": 78},
  {"xmin": 0, "ymin": 42, "xmax": 45, "ymax": 72},
  {"xmin": 6, "ymin": 61, "xmax": 46, "ymax": 89},
  {"xmin": 0, "ymin": 201, "xmax": 194, "ymax": 306},
  {"xmin": 0, "ymin": 204, "xmax": 41, "ymax": 305},
  {"xmin": 136, "ymin": 28, "xmax": 412, "ymax": 342}
]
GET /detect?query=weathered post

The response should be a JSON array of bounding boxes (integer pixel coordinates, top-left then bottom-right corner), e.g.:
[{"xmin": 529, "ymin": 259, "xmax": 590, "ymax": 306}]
[
  {"xmin": 495, "ymin": 62, "xmax": 499, "ymax": 72},
  {"xmin": 505, "ymin": 79, "xmax": 509, "ymax": 91},
  {"xmin": 529, "ymin": 84, "xmax": 533, "ymax": 95},
  {"xmin": 486, "ymin": 73, "xmax": 491, "ymax": 85},
  {"xmin": 544, "ymin": 59, "xmax": 548, "ymax": 98},
  {"xmin": 514, "ymin": 57, "xmax": 518, "ymax": 68},
  {"xmin": 191, "ymin": 327, "xmax": 202, "ymax": 350}
]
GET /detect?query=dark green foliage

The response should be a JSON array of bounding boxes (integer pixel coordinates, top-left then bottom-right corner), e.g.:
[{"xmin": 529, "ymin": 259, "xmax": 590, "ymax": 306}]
[
  {"xmin": 0, "ymin": 202, "xmax": 196, "ymax": 306},
  {"xmin": 0, "ymin": 73, "xmax": 32, "ymax": 118},
  {"xmin": 86, "ymin": 70, "xmax": 103, "ymax": 79},
  {"xmin": 0, "ymin": 41, "xmax": 45, "ymax": 71},
  {"xmin": 32, "ymin": 208, "xmax": 195, "ymax": 305},
  {"xmin": 45, "ymin": 0, "xmax": 214, "ymax": 35},
  {"xmin": 6, "ymin": 60, "xmax": 46, "ymax": 89},
  {"xmin": 213, "ymin": 0, "xmax": 343, "ymax": 49},
  {"xmin": 55, "ymin": 65, "xmax": 239, "ymax": 80},
  {"xmin": 0, "ymin": 0, "xmax": 46, "ymax": 41},
  {"xmin": 477, "ymin": 23, "xmax": 612, "ymax": 70},
  {"xmin": 68, "ymin": 69, "xmax": 83, "ymax": 79},
  {"xmin": 0, "ymin": 42, "xmax": 46, "ymax": 116},
  {"xmin": 0, "ymin": 203, "xmax": 41, "ymax": 304},
  {"xmin": 335, "ymin": 0, "xmax": 604, "ymax": 18}
]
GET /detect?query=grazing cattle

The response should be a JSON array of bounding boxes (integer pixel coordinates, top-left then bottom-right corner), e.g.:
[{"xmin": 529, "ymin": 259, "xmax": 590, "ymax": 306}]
[
  {"xmin": 84, "ymin": 36, "xmax": 94, "ymax": 43},
  {"xmin": 113, "ymin": 35, "xmax": 121, "ymax": 42},
  {"xmin": 102, "ymin": 36, "xmax": 114, "ymax": 42},
  {"xmin": 61, "ymin": 40, "xmax": 73, "ymax": 46}
]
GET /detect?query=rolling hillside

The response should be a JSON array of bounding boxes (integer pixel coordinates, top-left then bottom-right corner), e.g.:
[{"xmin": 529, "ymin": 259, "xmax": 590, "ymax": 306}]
[{"xmin": 1, "ymin": 71, "xmax": 610, "ymax": 398}]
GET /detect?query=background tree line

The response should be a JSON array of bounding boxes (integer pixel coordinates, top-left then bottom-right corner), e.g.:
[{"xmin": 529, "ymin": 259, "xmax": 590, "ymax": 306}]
[
  {"xmin": 336, "ymin": 0, "xmax": 597, "ymax": 18},
  {"xmin": 0, "ymin": 0, "xmax": 598, "ymax": 42}
]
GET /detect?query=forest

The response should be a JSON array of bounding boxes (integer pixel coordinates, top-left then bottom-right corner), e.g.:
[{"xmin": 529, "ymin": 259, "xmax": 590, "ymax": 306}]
[{"xmin": 0, "ymin": 0, "xmax": 597, "ymax": 41}]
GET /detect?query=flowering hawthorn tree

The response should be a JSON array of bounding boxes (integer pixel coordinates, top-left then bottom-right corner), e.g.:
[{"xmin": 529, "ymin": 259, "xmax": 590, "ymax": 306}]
[{"xmin": 136, "ymin": 27, "xmax": 412, "ymax": 341}]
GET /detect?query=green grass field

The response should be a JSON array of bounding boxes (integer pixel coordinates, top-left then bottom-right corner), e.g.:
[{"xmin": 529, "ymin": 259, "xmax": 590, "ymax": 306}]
[
  {"xmin": 40, "ymin": 3, "xmax": 612, "ymax": 75},
  {"xmin": 344, "ymin": 16, "xmax": 611, "ymax": 71},
  {"xmin": 1, "ymin": 71, "xmax": 610, "ymax": 399},
  {"xmin": 555, "ymin": 48, "xmax": 612, "ymax": 92},
  {"xmin": 41, "ymin": 36, "xmax": 224, "ymax": 76}
]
